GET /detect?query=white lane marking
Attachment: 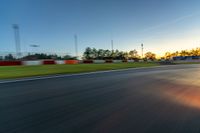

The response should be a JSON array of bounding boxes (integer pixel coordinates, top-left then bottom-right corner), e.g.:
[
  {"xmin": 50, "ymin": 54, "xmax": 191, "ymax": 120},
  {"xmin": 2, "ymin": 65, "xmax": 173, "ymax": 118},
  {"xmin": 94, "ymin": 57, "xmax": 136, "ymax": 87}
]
[{"xmin": 0, "ymin": 65, "xmax": 174, "ymax": 84}]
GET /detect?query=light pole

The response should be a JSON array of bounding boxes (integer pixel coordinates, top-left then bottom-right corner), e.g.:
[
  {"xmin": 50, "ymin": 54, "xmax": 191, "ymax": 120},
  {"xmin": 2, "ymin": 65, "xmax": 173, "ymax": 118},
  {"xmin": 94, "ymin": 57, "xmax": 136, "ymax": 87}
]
[
  {"xmin": 74, "ymin": 34, "xmax": 78, "ymax": 58},
  {"xmin": 141, "ymin": 43, "xmax": 144, "ymax": 59},
  {"xmin": 13, "ymin": 24, "xmax": 21, "ymax": 58},
  {"xmin": 111, "ymin": 39, "xmax": 114, "ymax": 53}
]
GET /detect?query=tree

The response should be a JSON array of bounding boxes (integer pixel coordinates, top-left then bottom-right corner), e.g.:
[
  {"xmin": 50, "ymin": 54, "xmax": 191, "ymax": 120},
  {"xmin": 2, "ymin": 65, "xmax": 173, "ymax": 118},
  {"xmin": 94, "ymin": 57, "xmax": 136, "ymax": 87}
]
[
  {"xmin": 83, "ymin": 47, "xmax": 93, "ymax": 59},
  {"xmin": 123, "ymin": 52, "xmax": 129, "ymax": 60},
  {"xmin": 164, "ymin": 52, "xmax": 173, "ymax": 59},
  {"xmin": 112, "ymin": 50, "xmax": 119, "ymax": 59},
  {"xmin": 5, "ymin": 54, "xmax": 15, "ymax": 60},
  {"xmin": 103, "ymin": 50, "xmax": 112, "ymax": 59},
  {"xmin": 180, "ymin": 50, "xmax": 189, "ymax": 56},
  {"xmin": 117, "ymin": 51, "xmax": 124, "ymax": 60},
  {"xmin": 97, "ymin": 49, "xmax": 104, "ymax": 59},
  {"xmin": 22, "ymin": 53, "xmax": 71, "ymax": 60},
  {"xmin": 145, "ymin": 52, "xmax": 156, "ymax": 60},
  {"xmin": 129, "ymin": 49, "xmax": 139, "ymax": 59},
  {"xmin": 191, "ymin": 48, "xmax": 200, "ymax": 56},
  {"xmin": 92, "ymin": 48, "xmax": 98, "ymax": 59}
]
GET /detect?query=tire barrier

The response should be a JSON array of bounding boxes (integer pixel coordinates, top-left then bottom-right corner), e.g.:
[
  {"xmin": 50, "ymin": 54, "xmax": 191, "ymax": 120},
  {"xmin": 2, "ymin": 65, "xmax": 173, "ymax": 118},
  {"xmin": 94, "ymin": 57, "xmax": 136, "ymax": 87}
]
[
  {"xmin": 0, "ymin": 60, "xmax": 140, "ymax": 66},
  {"xmin": 43, "ymin": 60, "xmax": 56, "ymax": 65},
  {"xmin": 0, "ymin": 61, "xmax": 22, "ymax": 66},
  {"xmin": 65, "ymin": 60, "xmax": 78, "ymax": 64}
]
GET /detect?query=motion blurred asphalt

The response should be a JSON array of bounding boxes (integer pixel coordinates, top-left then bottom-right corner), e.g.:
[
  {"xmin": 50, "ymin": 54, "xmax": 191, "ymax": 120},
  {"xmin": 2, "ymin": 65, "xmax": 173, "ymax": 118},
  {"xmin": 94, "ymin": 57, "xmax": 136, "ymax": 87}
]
[{"xmin": 1, "ymin": 64, "xmax": 200, "ymax": 133}]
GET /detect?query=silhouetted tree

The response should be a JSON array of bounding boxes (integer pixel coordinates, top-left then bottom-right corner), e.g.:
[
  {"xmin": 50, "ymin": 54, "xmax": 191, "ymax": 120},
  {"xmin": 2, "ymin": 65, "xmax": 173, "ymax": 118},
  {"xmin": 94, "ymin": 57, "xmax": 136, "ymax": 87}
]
[
  {"xmin": 129, "ymin": 49, "xmax": 139, "ymax": 59},
  {"xmin": 83, "ymin": 47, "xmax": 93, "ymax": 59},
  {"xmin": 83, "ymin": 47, "xmax": 130, "ymax": 60},
  {"xmin": 145, "ymin": 52, "xmax": 156, "ymax": 60},
  {"xmin": 97, "ymin": 49, "xmax": 104, "ymax": 59},
  {"xmin": 162, "ymin": 47, "xmax": 200, "ymax": 59},
  {"xmin": 5, "ymin": 54, "xmax": 15, "ymax": 60},
  {"xmin": 164, "ymin": 52, "xmax": 173, "ymax": 59}
]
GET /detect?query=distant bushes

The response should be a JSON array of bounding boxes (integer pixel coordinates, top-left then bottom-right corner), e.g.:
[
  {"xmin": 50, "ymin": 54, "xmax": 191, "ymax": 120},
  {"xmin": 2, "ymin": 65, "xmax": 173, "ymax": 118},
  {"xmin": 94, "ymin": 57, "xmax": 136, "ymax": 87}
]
[
  {"xmin": 1, "ymin": 53, "xmax": 77, "ymax": 61},
  {"xmin": 22, "ymin": 53, "xmax": 77, "ymax": 60}
]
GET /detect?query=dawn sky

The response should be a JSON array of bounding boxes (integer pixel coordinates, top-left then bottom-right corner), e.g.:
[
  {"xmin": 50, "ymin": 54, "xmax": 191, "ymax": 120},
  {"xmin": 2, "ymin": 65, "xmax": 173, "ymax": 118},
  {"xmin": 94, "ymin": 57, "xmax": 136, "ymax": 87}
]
[{"xmin": 1, "ymin": 0, "xmax": 200, "ymax": 56}]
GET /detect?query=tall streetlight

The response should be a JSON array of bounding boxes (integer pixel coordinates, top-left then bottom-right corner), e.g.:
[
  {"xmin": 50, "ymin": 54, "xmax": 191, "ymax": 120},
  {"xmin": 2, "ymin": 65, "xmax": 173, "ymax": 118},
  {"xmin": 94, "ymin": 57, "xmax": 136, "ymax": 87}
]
[
  {"xmin": 74, "ymin": 34, "xmax": 78, "ymax": 58},
  {"xmin": 111, "ymin": 39, "xmax": 114, "ymax": 53},
  {"xmin": 13, "ymin": 24, "xmax": 21, "ymax": 58},
  {"xmin": 141, "ymin": 43, "xmax": 144, "ymax": 59}
]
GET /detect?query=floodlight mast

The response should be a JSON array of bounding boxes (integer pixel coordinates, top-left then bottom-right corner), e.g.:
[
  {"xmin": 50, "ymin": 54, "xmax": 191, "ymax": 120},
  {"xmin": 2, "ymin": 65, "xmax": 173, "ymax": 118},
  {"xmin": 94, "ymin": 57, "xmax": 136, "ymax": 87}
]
[
  {"xmin": 13, "ymin": 24, "xmax": 21, "ymax": 58},
  {"xmin": 74, "ymin": 34, "xmax": 78, "ymax": 57},
  {"xmin": 111, "ymin": 39, "xmax": 114, "ymax": 53},
  {"xmin": 141, "ymin": 43, "xmax": 144, "ymax": 58}
]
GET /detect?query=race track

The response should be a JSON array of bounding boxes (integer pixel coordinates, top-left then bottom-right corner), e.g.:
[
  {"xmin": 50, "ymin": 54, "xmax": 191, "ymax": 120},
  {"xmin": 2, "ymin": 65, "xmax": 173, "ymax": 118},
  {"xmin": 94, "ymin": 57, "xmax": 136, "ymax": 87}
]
[{"xmin": 1, "ymin": 64, "xmax": 200, "ymax": 133}]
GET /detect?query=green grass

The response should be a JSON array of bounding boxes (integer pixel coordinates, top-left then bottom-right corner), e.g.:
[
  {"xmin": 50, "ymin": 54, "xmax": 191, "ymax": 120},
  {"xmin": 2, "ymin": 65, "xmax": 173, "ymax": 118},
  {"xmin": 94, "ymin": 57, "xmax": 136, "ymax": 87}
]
[{"xmin": 0, "ymin": 62, "xmax": 159, "ymax": 79}]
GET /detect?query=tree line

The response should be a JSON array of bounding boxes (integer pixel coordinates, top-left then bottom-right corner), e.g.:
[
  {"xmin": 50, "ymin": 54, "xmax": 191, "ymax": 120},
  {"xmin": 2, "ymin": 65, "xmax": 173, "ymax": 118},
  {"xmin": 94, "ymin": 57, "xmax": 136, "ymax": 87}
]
[
  {"xmin": 0, "ymin": 48, "xmax": 157, "ymax": 61},
  {"xmin": 83, "ymin": 47, "xmax": 156, "ymax": 60},
  {"xmin": 2, "ymin": 47, "xmax": 200, "ymax": 61},
  {"xmin": 0, "ymin": 53, "xmax": 76, "ymax": 61},
  {"xmin": 163, "ymin": 48, "xmax": 200, "ymax": 59}
]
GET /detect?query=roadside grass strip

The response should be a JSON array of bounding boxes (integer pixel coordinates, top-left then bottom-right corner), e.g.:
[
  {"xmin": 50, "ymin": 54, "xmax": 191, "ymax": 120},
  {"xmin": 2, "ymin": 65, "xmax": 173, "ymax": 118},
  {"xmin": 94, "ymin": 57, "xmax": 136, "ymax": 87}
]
[{"xmin": 0, "ymin": 62, "xmax": 159, "ymax": 79}]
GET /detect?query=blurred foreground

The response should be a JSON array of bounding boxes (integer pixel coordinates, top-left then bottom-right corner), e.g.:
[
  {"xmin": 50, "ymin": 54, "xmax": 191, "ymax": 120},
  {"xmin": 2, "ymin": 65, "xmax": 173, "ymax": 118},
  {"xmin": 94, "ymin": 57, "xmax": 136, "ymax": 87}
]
[{"xmin": 1, "ymin": 64, "xmax": 200, "ymax": 133}]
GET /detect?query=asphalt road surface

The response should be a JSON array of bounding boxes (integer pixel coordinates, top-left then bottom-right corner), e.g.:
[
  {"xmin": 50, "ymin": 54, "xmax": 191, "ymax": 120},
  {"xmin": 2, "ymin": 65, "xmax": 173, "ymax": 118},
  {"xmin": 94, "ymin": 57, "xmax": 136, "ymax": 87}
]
[{"xmin": 1, "ymin": 64, "xmax": 200, "ymax": 133}]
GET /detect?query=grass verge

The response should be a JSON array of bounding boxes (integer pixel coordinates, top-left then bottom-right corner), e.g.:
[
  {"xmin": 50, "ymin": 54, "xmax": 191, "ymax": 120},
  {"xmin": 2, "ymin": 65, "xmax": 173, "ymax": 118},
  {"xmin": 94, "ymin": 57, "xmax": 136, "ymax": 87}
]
[{"xmin": 0, "ymin": 62, "xmax": 159, "ymax": 79}]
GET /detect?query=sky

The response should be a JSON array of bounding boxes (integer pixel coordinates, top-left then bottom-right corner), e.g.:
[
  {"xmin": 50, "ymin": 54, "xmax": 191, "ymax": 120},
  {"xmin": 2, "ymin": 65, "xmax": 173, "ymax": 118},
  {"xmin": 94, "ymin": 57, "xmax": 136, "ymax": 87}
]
[{"xmin": 1, "ymin": 0, "xmax": 200, "ymax": 57}]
